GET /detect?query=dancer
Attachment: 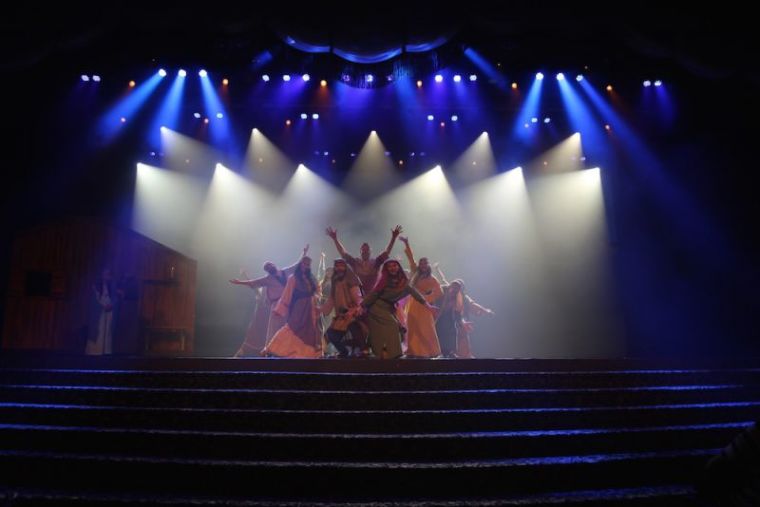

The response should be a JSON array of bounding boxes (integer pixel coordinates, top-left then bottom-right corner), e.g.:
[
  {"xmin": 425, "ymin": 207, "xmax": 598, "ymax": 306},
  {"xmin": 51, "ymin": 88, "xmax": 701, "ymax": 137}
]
[
  {"xmin": 320, "ymin": 259, "xmax": 364, "ymax": 357},
  {"xmin": 399, "ymin": 236, "xmax": 443, "ymax": 357},
  {"xmin": 325, "ymin": 225, "xmax": 403, "ymax": 293},
  {"xmin": 85, "ymin": 267, "xmax": 116, "ymax": 355},
  {"xmin": 263, "ymin": 256, "xmax": 321, "ymax": 358},
  {"xmin": 362, "ymin": 259, "xmax": 435, "ymax": 359},
  {"xmin": 435, "ymin": 265, "xmax": 494, "ymax": 358},
  {"xmin": 229, "ymin": 244, "xmax": 309, "ymax": 356}
]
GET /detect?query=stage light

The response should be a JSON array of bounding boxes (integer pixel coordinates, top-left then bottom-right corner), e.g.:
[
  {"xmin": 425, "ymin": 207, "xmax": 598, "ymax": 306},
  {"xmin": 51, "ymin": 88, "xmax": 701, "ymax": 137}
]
[
  {"xmin": 320, "ymin": 80, "xmax": 327, "ymax": 87},
  {"xmin": 386, "ymin": 75, "xmax": 394, "ymax": 82},
  {"xmin": 576, "ymin": 75, "xmax": 584, "ymax": 82},
  {"xmin": 427, "ymin": 115, "xmax": 434, "ymax": 121},
  {"xmin": 556, "ymin": 73, "xmax": 565, "ymax": 81},
  {"xmin": 416, "ymin": 80, "xmax": 423, "ymax": 87},
  {"xmin": 544, "ymin": 117, "xmax": 551, "ymax": 123},
  {"xmin": 654, "ymin": 80, "xmax": 662, "ymax": 87},
  {"xmin": 512, "ymin": 82, "xmax": 518, "ymax": 89},
  {"xmin": 342, "ymin": 74, "xmax": 351, "ymax": 82},
  {"xmin": 158, "ymin": 69, "xmax": 167, "ymax": 77},
  {"xmin": 199, "ymin": 69, "xmax": 207, "ymax": 77},
  {"xmin": 216, "ymin": 113, "xmax": 223, "ymax": 119},
  {"xmin": 282, "ymin": 74, "xmax": 291, "ymax": 81},
  {"xmin": 469, "ymin": 74, "xmax": 477, "ymax": 81},
  {"xmin": 128, "ymin": 80, "xmax": 136, "ymax": 88},
  {"xmin": 285, "ymin": 119, "xmax": 291, "ymax": 125},
  {"xmin": 160, "ymin": 126, "xmax": 167, "ymax": 132},
  {"xmin": 300, "ymin": 113, "xmax": 308, "ymax": 119},
  {"xmin": 643, "ymin": 80, "xmax": 651, "ymax": 87},
  {"xmin": 366, "ymin": 74, "xmax": 374, "ymax": 83},
  {"xmin": 435, "ymin": 74, "xmax": 443, "ymax": 83},
  {"xmin": 204, "ymin": 118, "xmax": 209, "ymax": 124},
  {"xmin": 453, "ymin": 74, "xmax": 462, "ymax": 82},
  {"xmin": 81, "ymin": 75, "xmax": 89, "ymax": 82},
  {"xmin": 536, "ymin": 72, "xmax": 544, "ymax": 80},
  {"xmin": 531, "ymin": 117, "xmax": 538, "ymax": 123},
  {"xmin": 312, "ymin": 113, "xmax": 319, "ymax": 119},
  {"xmin": 120, "ymin": 117, "xmax": 126, "ymax": 123},
  {"xmin": 178, "ymin": 69, "xmax": 187, "ymax": 77},
  {"xmin": 605, "ymin": 124, "xmax": 611, "ymax": 130},
  {"xmin": 262, "ymin": 74, "xmax": 270, "ymax": 82},
  {"xmin": 440, "ymin": 121, "xmax": 445, "ymax": 127},
  {"xmin": 193, "ymin": 112, "xmax": 201, "ymax": 119},
  {"xmin": 302, "ymin": 74, "xmax": 310, "ymax": 82},
  {"xmin": 606, "ymin": 84, "xmax": 613, "ymax": 91},
  {"xmin": 451, "ymin": 115, "xmax": 458, "ymax": 122},
  {"xmin": 222, "ymin": 78, "xmax": 229, "ymax": 85},
  {"xmin": 92, "ymin": 75, "xmax": 101, "ymax": 82}
]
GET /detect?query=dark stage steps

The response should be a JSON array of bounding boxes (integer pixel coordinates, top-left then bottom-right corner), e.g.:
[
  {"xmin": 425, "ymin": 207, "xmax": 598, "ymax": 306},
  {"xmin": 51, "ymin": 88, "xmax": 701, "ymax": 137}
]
[{"xmin": 0, "ymin": 356, "xmax": 758, "ymax": 505}]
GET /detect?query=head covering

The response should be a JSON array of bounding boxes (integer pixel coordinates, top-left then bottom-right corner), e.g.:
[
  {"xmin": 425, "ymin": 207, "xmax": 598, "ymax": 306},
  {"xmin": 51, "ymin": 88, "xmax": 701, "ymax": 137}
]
[{"xmin": 371, "ymin": 259, "xmax": 408, "ymax": 293}]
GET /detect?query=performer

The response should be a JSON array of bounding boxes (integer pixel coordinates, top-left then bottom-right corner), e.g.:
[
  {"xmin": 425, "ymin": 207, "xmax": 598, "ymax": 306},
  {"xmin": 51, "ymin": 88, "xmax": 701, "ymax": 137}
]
[
  {"xmin": 229, "ymin": 244, "xmax": 309, "ymax": 356},
  {"xmin": 325, "ymin": 225, "xmax": 403, "ymax": 294},
  {"xmin": 362, "ymin": 259, "xmax": 435, "ymax": 359},
  {"xmin": 435, "ymin": 265, "xmax": 494, "ymax": 358},
  {"xmin": 320, "ymin": 259, "xmax": 364, "ymax": 358},
  {"xmin": 399, "ymin": 236, "xmax": 443, "ymax": 357},
  {"xmin": 85, "ymin": 267, "xmax": 116, "ymax": 355},
  {"xmin": 263, "ymin": 256, "xmax": 321, "ymax": 358}
]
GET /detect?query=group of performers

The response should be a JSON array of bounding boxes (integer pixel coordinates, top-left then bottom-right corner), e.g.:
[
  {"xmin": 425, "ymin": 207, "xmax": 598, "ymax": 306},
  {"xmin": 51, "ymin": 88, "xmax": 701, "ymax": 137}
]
[{"xmin": 229, "ymin": 226, "xmax": 494, "ymax": 359}]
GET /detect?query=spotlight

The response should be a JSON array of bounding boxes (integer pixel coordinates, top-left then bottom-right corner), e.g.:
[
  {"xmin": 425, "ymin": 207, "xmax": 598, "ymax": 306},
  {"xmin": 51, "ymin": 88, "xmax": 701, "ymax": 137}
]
[
  {"xmin": 193, "ymin": 112, "xmax": 201, "ymax": 119},
  {"xmin": 654, "ymin": 80, "xmax": 662, "ymax": 87},
  {"xmin": 366, "ymin": 74, "xmax": 374, "ymax": 83},
  {"xmin": 605, "ymin": 124, "xmax": 611, "ymax": 130},
  {"xmin": 302, "ymin": 74, "xmax": 310, "ymax": 82},
  {"xmin": 286, "ymin": 119, "xmax": 291, "ymax": 125},
  {"xmin": 427, "ymin": 115, "xmax": 434, "ymax": 121},
  {"xmin": 536, "ymin": 72, "xmax": 544, "ymax": 80},
  {"xmin": 453, "ymin": 74, "xmax": 462, "ymax": 82},
  {"xmin": 128, "ymin": 80, "xmax": 136, "ymax": 88},
  {"xmin": 312, "ymin": 113, "xmax": 319, "ymax": 119},
  {"xmin": 416, "ymin": 80, "xmax": 423, "ymax": 87},
  {"xmin": 222, "ymin": 78, "xmax": 229, "ymax": 85},
  {"xmin": 158, "ymin": 69, "xmax": 167, "ymax": 77},
  {"xmin": 531, "ymin": 117, "xmax": 538, "ymax": 123},
  {"xmin": 451, "ymin": 115, "xmax": 458, "ymax": 122},
  {"xmin": 282, "ymin": 74, "xmax": 291, "ymax": 81},
  {"xmin": 386, "ymin": 74, "xmax": 394, "ymax": 82},
  {"xmin": 544, "ymin": 117, "xmax": 551, "ymax": 123},
  {"xmin": 342, "ymin": 74, "xmax": 351, "ymax": 82},
  {"xmin": 606, "ymin": 84, "xmax": 613, "ymax": 91},
  {"xmin": 216, "ymin": 112, "xmax": 223, "ymax": 119},
  {"xmin": 300, "ymin": 113, "xmax": 307, "ymax": 119},
  {"xmin": 80, "ymin": 75, "xmax": 89, "ymax": 82},
  {"xmin": 92, "ymin": 75, "xmax": 101, "ymax": 82},
  {"xmin": 435, "ymin": 74, "xmax": 443, "ymax": 83},
  {"xmin": 440, "ymin": 121, "xmax": 445, "ymax": 127},
  {"xmin": 120, "ymin": 117, "xmax": 126, "ymax": 123},
  {"xmin": 482, "ymin": 131, "xmax": 488, "ymax": 136},
  {"xmin": 262, "ymin": 74, "xmax": 270, "ymax": 82},
  {"xmin": 576, "ymin": 74, "xmax": 584, "ymax": 82},
  {"xmin": 178, "ymin": 69, "xmax": 187, "ymax": 77},
  {"xmin": 320, "ymin": 80, "xmax": 327, "ymax": 87},
  {"xmin": 556, "ymin": 73, "xmax": 565, "ymax": 81},
  {"xmin": 199, "ymin": 69, "xmax": 207, "ymax": 77},
  {"xmin": 160, "ymin": 126, "xmax": 167, "ymax": 132},
  {"xmin": 469, "ymin": 74, "xmax": 477, "ymax": 81},
  {"xmin": 323, "ymin": 151, "xmax": 329, "ymax": 156},
  {"xmin": 512, "ymin": 82, "xmax": 518, "ymax": 89},
  {"xmin": 643, "ymin": 80, "xmax": 652, "ymax": 87},
  {"xmin": 204, "ymin": 118, "xmax": 209, "ymax": 124}
]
